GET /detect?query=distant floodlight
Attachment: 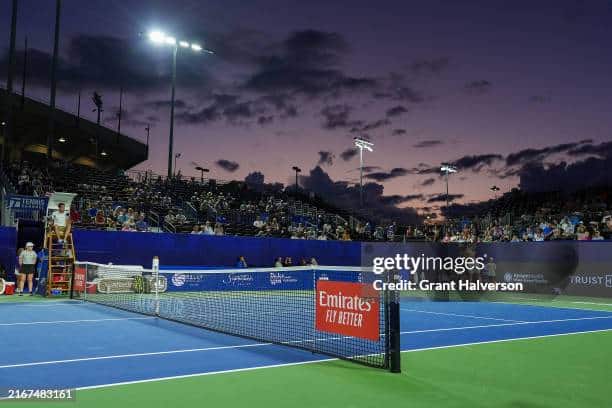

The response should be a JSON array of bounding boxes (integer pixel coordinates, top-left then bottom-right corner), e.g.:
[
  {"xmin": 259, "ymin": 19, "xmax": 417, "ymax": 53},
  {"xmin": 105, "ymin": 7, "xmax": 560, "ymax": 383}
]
[
  {"xmin": 58, "ymin": 137, "xmax": 66, "ymax": 143},
  {"xmin": 148, "ymin": 30, "xmax": 166, "ymax": 44},
  {"xmin": 100, "ymin": 150, "xmax": 108, "ymax": 157},
  {"xmin": 165, "ymin": 36, "xmax": 176, "ymax": 45},
  {"xmin": 354, "ymin": 137, "xmax": 374, "ymax": 152},
  {"xmin": 179, "ymin": 41, "xmax": 190, "ymax": 48},
  {"xmin": 490, "ymin": 185, "xmax": 500, "ymax": 192},
  {"xmin": 1, "ymin": 121, "xmax": 6, "ymax": 126},
  {"xmin": 191, "ymin": 43, "xmax": 202, "ymax": 52},
  {"xmin": 440, "ymin": 163, "xmax": 457, "ymax": 174}
]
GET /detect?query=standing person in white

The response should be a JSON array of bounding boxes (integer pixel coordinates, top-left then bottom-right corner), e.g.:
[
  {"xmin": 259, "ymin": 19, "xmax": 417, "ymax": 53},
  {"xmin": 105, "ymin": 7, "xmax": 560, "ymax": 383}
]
[
  {"xmin": 52, "ymin": 202, "xmax": 71, "ymax": 243},
  {"xmin": 18, "ymin": 242, "xmax": 38, "ymax": 296}
]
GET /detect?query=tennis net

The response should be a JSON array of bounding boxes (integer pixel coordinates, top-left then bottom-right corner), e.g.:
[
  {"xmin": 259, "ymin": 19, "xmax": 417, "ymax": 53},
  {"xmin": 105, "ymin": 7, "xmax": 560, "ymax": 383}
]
[{"xmin": 71, "ymin": 261, "xmax": 401, "ymax": 371}]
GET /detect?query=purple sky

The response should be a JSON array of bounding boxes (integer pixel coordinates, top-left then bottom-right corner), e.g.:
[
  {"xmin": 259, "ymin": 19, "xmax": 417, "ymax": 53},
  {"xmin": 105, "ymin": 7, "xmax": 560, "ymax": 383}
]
[{"xmin": 2, "ymin": 0, "xmax": 611, "ymax": 216}]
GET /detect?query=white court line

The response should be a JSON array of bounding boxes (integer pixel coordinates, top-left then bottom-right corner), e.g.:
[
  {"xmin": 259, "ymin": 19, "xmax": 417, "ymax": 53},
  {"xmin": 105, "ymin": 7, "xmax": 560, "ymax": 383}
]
[
  {"xmin": 3, "ymin": 314, "xmax": 612, "ymax": 370},
  {"xmin": 0, "ymin": 317, "xmax": 155, "ymax": 327},
  {"xmin": 0, "ymin": 342, "xmax": 272, "ymax": 369},
  {"xmin": 75, "ymin": 327, "xmax": 612, "ymax": 391},
  {"xmin": 399, "ymin": 315, "xmax": 612, "ymax": 335},
  {"xmin": 400, "ymin": 308, "xmax": 524, "ymax": 323},
  {"xmin": 571, "ymin": 301, "xmax": 612, "ymax": 306}
]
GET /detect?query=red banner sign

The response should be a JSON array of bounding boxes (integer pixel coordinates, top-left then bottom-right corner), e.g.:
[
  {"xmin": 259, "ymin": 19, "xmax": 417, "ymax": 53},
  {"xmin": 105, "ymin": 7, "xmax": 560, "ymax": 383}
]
[
  {"xmin": 73, "ymin": 265, "xmax": 86, "ymax": 292},
  {"xmin": 315, "ymin": 280, "xmax": 380, "ymax": 341}
]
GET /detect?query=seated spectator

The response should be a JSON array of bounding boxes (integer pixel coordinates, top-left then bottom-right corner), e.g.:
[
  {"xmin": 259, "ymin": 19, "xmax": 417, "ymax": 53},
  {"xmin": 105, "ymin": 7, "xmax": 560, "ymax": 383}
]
[
  {"xmin": 283, "ymin": 257, "xmax": 293, "ymax": 267},
  {"xmin": 175, "ymin": 211, "xmax": 187, "ymax": 224},
  {"xmin": 253, "ymin": 216, "xmax": 266, "ymax": 229},
  {"xmin": 135, "ymin": 214, "xmax": 149, "ymax": 232},
  {"xmin": 121, "ymin": 221, "xmax": 135, "ymax": 231},
  {"xmin": 310, "ymin": 257, "xmax": 318, "ymax": 266},
  {"xmin": 214, "ymin": 223, "xmax": 224, "ymax": 236},
  {"xmin": 70, "ymin": 205, "xmax": 81, "ymax": 224},
  {"xmin": 95, "ymin": 209, "xmax": 107, "ymax": 226},
  {"xmin": 202, "ymin": 222, "xmax": 214, "ymax": 235},
  {"xmin": 592, "ymin": 230, "xmax": 604, "ymax": 240},
  {"xmin": 116, "ymin": 208, "xmax": 129, "ymax": 225},
  {"xmin": 191, "ymin": 225, "xmax": 200, "ymax": 234},
  {"xmin": 274, "ymin": 257, "xmax": 283, "ymax": 267}
]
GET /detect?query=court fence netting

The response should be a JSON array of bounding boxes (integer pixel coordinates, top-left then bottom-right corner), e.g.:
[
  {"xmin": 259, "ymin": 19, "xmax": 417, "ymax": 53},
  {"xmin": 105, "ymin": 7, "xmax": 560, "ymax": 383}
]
[{"xmin": 70, "ymin": 260, "xmax": 401, "ymax": 372}]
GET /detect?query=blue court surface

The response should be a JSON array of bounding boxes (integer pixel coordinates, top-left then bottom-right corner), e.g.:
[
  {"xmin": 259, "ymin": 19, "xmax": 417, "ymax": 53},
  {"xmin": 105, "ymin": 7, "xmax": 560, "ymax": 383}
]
[{"xmin": 1, "ymin": 299, "xmax": 612, "ymax": 389}]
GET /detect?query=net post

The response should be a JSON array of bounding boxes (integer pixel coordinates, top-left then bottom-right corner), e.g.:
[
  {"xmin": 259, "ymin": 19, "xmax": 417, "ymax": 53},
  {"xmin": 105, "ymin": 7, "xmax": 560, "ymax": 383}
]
[
  {"xmin": 387, "ymin": 269, "xmax": 401, "ymax": 373},
  {"xmin": 152, "ymin": 256, "xmax": 160, "ymax": 316}
]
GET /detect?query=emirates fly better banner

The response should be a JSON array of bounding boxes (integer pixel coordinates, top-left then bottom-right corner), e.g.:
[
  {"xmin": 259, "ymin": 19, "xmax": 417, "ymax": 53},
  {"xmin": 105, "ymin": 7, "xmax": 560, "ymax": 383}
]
[{"xmin": 315, "ymin": 280, "xmax": 380, "ymax": 341}]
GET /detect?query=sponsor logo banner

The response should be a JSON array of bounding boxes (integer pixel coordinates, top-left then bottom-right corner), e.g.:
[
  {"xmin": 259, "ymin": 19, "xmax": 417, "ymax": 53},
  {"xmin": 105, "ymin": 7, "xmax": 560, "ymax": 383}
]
[
  {"xmin": 315, "ymin": 280, "xmax": 380, "ymax": 341},
  {"xmin": 73, "ymin": 266, "xmax": 86, "ymax": 292}
]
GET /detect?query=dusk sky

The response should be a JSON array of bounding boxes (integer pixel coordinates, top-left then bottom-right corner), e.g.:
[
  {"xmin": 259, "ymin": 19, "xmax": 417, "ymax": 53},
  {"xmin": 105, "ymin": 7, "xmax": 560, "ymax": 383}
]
[{"xmin": 2, "ymin": 0, "xmax": 612, "ymax": 218}]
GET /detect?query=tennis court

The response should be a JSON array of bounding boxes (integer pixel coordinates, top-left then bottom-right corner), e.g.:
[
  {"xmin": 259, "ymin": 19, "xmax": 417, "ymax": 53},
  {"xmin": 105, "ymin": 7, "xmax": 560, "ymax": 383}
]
[{"xmin": 2, "ymin": 293, "xmax": 612, "ymax": 394}]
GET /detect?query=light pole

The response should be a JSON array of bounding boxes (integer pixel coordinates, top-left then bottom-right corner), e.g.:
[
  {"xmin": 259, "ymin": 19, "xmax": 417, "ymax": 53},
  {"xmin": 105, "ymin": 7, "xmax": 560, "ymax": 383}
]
[
  {"xmin": 490, "ymin": 185, "xmax": 500, "ymax": 199},
  {"xmin": 440, "ymin": 163, "xmax": 458, "ymax": 210},
  {"xmin": 292, "ymin": 166, "xmax": 301, "ymax": 192},
  {"xmin": 195, "ymin": 166, "xmax": 209, "ymax": 183},
  {"xmin": 354, "ymin": 137, "xmax": 374, "ymax": 207},
  {"xmin": 174, "ymin": 153, "xmax": 182, "ymax": 177},
  {"xmin": 0, "ymin": 121, "xmax": 6, "ymax": 170},
  {"xmin": 148, "ymin": 30, "xmax": 212, "ymax": 179}
]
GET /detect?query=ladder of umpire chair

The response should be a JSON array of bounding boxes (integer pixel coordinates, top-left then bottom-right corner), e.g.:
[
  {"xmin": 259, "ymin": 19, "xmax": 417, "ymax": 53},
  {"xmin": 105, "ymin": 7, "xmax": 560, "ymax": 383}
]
[{"xmin": 45, "ymin": 232, "xmax": 77, "ymax": 297}]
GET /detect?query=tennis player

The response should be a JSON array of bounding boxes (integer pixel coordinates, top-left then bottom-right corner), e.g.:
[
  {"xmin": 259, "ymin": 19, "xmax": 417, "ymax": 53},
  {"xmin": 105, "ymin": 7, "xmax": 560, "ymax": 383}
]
[{"xmin": 18, "ymin": 242, "xmax": 38, "ymax": 296}]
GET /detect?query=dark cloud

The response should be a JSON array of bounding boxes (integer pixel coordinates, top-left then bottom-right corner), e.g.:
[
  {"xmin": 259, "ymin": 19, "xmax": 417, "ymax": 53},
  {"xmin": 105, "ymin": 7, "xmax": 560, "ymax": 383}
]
[
  {"xmin": 365, "ymin": 167, "xmax": 409, "ymax": 182},
  {"xmin": 244, "ymin": 30, "xmax": 377, "ymax": 97},
  {"xmin": 409, "ymin": 57, "xmax": 450, "ymax": 75},
  {"xmin": 300, "ymin": 166, "xmax": 421, "ymax": 224},
  {"xmin": 392, "ymin": 129, "xmax": 407, "ymax": 136},
  {"xmin": 215, "ymin": 159, "xmax": 240, "ymax": 172},
  {"xmin": 385, "ymin": 105, "xmax": 409, "ymax": 117},
  {"xmin": 244, "ymin": 171, "xmax": 265, "ymax": 186},
  {"xmin": 143, "ymin": 99, "xmax": 188, "ymax": 110},
  {"xmin": 373, "ymin": 86, "xmax": 425, "ymax": 103},
  {"xmin": 567, "ymin": 141, "xmax": 612, "ymax": 157},
  {"xmin": 427, "ymin": 193, "xmax": 464, "ymax": 203},
  {"xmin": 257, "ymin": 115, "xmax": 274, "ymax": 125},
  {"xmin": 420, "ymin": 178, "xmax": 436, "ymax": 186},
  {"xmin": 505, "ymin": 141, "xmax": 591, "ymax": 166},
  {"xmin": 518, "ymin": 155, "xmax": 612, "ymax": 193},
  {"xmin": 413, "ymin": 139, "xmax": 443, "ymax": 148},
  {"xmin": 465, "ymin": 80, "xmax": 492, "ymax": 94},
  {"xmin": 380, "ymin": 194, "xmax": 424, "ymax": 205},
  {"xmin": 361, "ymin": 166, "xmax": 382, "ymax": 173},
  {"xmin": 176, "ymin": 105, "xmax": 220, "ymax": 124},
  {"xmin": 451, "ymin": 154, "xmax": 503, "ymax": 171},
  {"xmin": 358, "ymin": 118, "xmax": 390, "ymax": 132},
  {"xmin": 340, "ymin": 148, "xmax": 358, "ymax": 161},
  {"xmin": 320, "ymin": 104, "xmax": 363, "ymax": 129},
  {"xmin": 317, "ymin": 151, "xmax": 335, "ymax": 166}
]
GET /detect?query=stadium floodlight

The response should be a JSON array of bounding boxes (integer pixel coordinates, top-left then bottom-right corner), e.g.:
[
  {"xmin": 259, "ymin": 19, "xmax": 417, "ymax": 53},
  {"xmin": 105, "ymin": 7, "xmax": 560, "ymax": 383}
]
[
  {"xmin": 354, "ymin": 137, "xmax": 374, "ymax": 207},
  {"xmin": 490, "ymin": 185, "xmax": 500, "ymax": 199},
  {"xmin": 440, "ymin": 163, "xmax": 458, "ymax": 210},
  {"xmin": 58, "ymin": 137, "xmax": 66, "ymax": 143},
  {"xmin": 100, "ymin": 150, "xmax": 108, "ymax": 157},
  {"xmin": 147, "ymin": 29, "xmax": 213, "ymax": 179},
  {"xmin": 292, "ymin": 166, "xmax": 302, "ymax": 192},
  {"xmin": 195, "ymin": 166, "xmax": 210, "ymax": 182},
  {"xmin": 148, "ymin": 30, "xmax": 166, "ymax": 44}
]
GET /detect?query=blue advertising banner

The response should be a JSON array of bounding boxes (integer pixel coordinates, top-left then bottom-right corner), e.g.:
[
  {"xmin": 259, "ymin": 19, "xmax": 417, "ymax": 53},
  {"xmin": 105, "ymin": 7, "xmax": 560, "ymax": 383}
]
[
  {"xmin": 5, "ymin": 195, "xmax": 49, "ymax": 211},
  {"xmin": 160, "ymin": 269, "xmax": 361, "ymax": 292}
]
